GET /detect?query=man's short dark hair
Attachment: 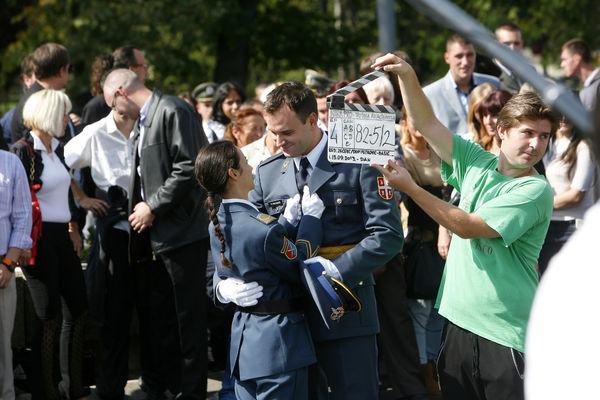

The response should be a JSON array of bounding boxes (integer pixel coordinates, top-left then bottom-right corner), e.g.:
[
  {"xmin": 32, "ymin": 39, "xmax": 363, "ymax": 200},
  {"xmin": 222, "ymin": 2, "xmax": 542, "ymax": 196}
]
[
  {"xmin": 497, "ymin": 92, "xmax": 558, "ymax": 135},
  {"xmin": 112, "ymin": 45, "xmax": 138, "ymax": 69},
  {"xmin": 264, "ymin": 81, "xmax": 317, "ymax": 124},
  {"xmin": 495, "ymin": 22, "xmax": 522, "ymax": 34},
  {"xmin": 562, "ymin": 38, "xmax": 591, "ymax": 63},
  {"xmin": 32, "ymin": 43, "xmax": 69, "ymax": 79},
  {"xmin": 446, "ymin": 34, "xmax": 472, "ymax": 50},
  {"xmin": 21, "ymin": 54, "xmax": 35, "ymax": 78}
]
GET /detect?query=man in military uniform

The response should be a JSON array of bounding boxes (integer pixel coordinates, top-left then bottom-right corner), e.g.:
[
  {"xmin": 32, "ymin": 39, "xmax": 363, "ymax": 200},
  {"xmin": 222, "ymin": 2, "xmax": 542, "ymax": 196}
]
[{"xmin": 219, "ymin": 81, "xmax": 403, "ymax": 399}]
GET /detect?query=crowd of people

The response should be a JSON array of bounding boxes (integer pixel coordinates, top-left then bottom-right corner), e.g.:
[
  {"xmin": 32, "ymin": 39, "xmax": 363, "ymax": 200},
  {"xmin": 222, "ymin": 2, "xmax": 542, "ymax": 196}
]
[{"xmin": 0, "ymin": 20, "xmax": 598, "ymax": 400}]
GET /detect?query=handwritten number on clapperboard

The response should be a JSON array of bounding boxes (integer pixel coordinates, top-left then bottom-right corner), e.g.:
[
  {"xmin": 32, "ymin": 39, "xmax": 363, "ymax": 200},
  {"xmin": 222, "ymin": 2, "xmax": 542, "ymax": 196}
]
[
  {"xmin": 330, "ymin": 123, "xmax": 337, "ymax": 141},
  {"xmin": 371, "ymin": 126, "xmax": 381, "ymax": 145},
  {"xmin": 381, "ymin": 128, "xmax": 393, "ymax": 146},
  {"xmin": 355, "ymin": 124, "xmax": 394, "ymax": 147}
]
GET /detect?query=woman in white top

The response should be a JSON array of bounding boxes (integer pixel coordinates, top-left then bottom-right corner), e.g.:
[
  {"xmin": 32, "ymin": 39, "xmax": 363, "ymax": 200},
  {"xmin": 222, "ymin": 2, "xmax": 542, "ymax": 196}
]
[
  {"xmin": 11, "ymin": 89, "xmax": 89, "ymax": 400},
  {"xmin": 538, "ymin": 115, "xmax": 598, "ymax": 275}
]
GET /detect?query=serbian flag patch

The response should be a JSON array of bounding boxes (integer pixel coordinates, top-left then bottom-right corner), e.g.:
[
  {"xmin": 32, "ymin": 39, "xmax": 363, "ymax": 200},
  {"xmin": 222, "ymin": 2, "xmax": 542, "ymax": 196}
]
[
  {"xmin": 377, "ymin": 176, "xmax": 393, "ymax": 200},
  {"xmin": 281, "ymin": 237, "xmax": 298, "ymax": 260}
]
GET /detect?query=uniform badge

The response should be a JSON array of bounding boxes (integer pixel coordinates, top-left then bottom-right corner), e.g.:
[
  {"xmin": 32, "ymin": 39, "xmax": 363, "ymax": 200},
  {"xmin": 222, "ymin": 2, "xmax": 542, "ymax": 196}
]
[
  {"xmin": 255, "ymin": 213, "xmax": 276, "ymax": 224},
  {"xmin": 281, "ymin": 237, "xmax": 297, "ymax": 260},
  {"xmin": 281, "ymin": 160, "xmax": 291, "ymax": 173},
  {"xmin": 377, "ymin": 176, "xmax": 393, "ymax": 200},
  {"xmin": 330, "ymin": 307, "xmax": 345, "ymax": 321}
]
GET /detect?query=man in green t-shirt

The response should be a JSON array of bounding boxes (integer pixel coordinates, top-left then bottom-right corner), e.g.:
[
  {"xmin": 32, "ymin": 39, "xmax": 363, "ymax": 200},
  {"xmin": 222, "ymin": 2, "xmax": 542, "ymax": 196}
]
[{"xmin": 371, "ymin": 54, "xmax": 556, "ymax": 400}]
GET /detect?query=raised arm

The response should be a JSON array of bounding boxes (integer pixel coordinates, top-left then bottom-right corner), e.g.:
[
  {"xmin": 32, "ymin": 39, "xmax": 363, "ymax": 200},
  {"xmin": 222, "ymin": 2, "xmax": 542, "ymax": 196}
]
[
  {"xmin": 372, "ymin": 160, "xmax": 499, "ymax": 240},
  {"xmin": 371, "ymin": 54, "xmax": 454, "ymax": 165}
]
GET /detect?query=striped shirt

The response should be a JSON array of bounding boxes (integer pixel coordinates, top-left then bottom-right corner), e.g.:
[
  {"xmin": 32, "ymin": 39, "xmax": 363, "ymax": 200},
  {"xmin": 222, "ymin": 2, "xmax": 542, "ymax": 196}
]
[{"xmin": 0, "ymin": 150, "xmax": 32, "ymax": 255}]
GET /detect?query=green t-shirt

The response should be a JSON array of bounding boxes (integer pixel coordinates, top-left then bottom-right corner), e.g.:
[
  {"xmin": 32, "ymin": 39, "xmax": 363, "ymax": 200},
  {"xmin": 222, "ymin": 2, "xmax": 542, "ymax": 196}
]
[{"xmin": 437, "ymin": 135, "xmax": 553, "ymax": 352}]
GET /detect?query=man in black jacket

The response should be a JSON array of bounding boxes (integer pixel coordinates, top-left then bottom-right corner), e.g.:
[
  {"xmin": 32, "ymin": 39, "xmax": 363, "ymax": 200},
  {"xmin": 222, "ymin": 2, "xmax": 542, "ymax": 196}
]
[{"xmin": 103, "ymin": 68, "xmax": 209, "ymax": 400}]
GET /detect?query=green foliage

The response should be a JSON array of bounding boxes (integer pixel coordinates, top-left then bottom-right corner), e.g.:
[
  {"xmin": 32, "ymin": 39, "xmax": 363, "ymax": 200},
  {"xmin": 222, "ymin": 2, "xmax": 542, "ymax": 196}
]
[{"xmin": 0, "ymin": 0, "xmax": 598, "ymax": 112}]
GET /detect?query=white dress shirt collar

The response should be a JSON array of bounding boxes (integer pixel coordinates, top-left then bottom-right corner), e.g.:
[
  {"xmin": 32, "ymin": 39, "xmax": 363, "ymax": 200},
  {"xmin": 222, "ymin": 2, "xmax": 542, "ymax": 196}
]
[
  {"xmin": 31, "ymin": 132, "xmax": 59, "ymax": 154},
  {"xmin": 292, "ymin": 130, "xmax": 327, "ymax": 174}
]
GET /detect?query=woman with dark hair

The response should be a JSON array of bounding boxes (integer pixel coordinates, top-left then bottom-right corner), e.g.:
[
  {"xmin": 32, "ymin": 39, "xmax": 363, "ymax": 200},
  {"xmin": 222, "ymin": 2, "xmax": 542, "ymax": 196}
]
[
  {"xmin": 538, "ymin": 116, "xmax": 598, "ymax": 275},
  {"xmin": 328, "ymin": 80, "xmax": 369, "ymax": 104},
  {"xmin": 194, "ymin": 140, "xmax": 323, "ymax": 399},
  {"xmin": 474, "ymin": 89, "xmax": 513, "ymax": 154},
  {"xmin": 205, "ymin": 82, "xmax": 246, "ymax": 143}
]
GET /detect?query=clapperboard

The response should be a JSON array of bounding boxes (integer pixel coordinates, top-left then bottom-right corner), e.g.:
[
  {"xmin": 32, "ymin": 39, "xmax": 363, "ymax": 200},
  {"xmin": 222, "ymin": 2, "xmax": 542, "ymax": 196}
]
[{"xmin": 326, "ymin": 69, "xmax": 396, "ymax": 165}]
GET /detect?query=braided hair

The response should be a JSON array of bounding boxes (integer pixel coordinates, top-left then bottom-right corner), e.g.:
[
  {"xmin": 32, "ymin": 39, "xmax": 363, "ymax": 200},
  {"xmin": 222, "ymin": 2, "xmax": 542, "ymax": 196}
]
[{"xmin": 194, "ymin": 141, "xmax": 241, "ymax": 269}]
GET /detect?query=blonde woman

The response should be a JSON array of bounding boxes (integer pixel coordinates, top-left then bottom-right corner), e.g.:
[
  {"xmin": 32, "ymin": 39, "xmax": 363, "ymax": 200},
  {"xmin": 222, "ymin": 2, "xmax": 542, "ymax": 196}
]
[
  {"xmin": 466, "ymin": 82, "xmax": 496, "ymax": 141},
  {"xmin": 12, "ymin": 89, "xmax": 89, "ymax": 400}
]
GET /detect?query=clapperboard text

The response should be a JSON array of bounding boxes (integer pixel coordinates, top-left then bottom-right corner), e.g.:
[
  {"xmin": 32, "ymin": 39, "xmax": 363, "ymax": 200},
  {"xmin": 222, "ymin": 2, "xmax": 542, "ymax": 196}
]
[{"xmin": 326, "ymin": 69, "xmax": 397, "ymax": 165}]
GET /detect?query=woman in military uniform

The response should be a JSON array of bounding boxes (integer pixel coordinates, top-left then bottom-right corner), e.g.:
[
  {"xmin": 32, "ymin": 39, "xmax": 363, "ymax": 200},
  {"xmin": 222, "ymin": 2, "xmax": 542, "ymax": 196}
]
[{"xmin": 194, "ymin": 140, "xmax": 324, "ymax": 400}]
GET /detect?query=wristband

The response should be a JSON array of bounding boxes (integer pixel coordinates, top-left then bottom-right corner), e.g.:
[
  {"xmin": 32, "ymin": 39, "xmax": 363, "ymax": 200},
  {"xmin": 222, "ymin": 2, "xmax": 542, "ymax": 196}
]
[{"xmin": 1, "ymin": 258, "xmax": 16, "ymax": 273}]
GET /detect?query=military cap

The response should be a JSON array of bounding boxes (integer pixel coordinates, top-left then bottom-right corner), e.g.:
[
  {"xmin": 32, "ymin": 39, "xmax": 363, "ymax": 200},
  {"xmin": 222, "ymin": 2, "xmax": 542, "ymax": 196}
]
[
  {"xmin": 192, "ymin": 82, "xmax": 218, "ymax": 102},
  {"xmin": 305, "ymin": 69, "xmax": 335, "ymax": 95},
  {"xmin": 300, "ymin": 260, "xmax": 361, "ymax": 329}
]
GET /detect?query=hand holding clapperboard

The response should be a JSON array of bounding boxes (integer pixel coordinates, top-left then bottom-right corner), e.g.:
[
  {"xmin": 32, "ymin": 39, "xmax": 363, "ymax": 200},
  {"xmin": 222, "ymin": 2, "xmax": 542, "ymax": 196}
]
[{"xmin": 326, "ymin": 69, "xmax": 395, "ymax": 200}]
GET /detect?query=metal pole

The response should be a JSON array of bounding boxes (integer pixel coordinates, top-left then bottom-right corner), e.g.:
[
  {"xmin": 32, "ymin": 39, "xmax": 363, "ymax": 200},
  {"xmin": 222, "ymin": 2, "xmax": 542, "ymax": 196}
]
[
  {"xmin": 403, "ymin": 0, "xmax": 595, "ymax": 137},
  {"xmin": 377, "ymin": 0, "xmax": 397, "ymax": 53}
]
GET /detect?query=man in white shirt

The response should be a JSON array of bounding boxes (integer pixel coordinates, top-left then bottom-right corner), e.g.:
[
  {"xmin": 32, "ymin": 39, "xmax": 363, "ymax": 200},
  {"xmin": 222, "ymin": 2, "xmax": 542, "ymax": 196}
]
[
  {"xmin": 64, "ymin": 109, "xmax": 136, "ymax": 400},
  {"xmin": 560, "ymin": 38, "xmax": 600, "ymax": 112}
]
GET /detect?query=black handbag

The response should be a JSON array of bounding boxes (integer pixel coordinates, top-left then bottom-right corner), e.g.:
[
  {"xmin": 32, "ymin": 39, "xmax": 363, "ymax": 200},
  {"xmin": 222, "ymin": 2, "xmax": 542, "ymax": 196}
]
[{"xmin": 403, "ymin": 239, "xmax": 445, "ymax": 299}]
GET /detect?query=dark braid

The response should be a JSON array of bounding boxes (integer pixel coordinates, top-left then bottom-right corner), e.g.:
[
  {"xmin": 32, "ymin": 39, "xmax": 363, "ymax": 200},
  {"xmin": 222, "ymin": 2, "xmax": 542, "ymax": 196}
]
[
  {"xmin": 205, "ymin": 193, "xmax": 232, "ymax": 269},
  {"xmin": 195, "ymin": 141, "xmax": 241, "ymax": 269}
]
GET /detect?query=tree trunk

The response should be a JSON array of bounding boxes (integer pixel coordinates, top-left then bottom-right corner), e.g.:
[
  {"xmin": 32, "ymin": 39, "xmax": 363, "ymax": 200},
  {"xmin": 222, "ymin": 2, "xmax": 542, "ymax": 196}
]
[{"xmin": 213, "ymin": 0, "xmax": 258, "ymax": 88}]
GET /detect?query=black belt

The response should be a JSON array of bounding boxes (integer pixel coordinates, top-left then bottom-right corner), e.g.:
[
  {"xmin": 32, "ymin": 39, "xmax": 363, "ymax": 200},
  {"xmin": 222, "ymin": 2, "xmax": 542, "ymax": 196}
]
[{"xmin": 237, "ymin": 297, "xmax": 304, "ymax": 315}]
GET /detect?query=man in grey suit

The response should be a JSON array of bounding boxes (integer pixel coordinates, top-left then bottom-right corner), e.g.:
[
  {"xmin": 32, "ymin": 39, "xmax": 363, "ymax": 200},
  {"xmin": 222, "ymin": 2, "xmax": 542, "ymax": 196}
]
[
  {"xmin": 560, "ymin": 38, "xmax": 600, "ymax": 112},
  {"xmin": 103, "ymin": 69, "xmax": 209, "ymax": 400},
  {"xmin": 423, "ymin": 34, "xmax": 500, "ymax": 137},
  {"xmin": 494, "ymin": 23, "xmax": 525, "ymax": 95}
]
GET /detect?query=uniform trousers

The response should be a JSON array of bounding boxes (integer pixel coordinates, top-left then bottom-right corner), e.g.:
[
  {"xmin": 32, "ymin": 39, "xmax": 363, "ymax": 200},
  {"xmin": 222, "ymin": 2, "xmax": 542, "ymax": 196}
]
[
  {"xmin": 438, "ymin": 322, "xmax": 525, "ymax": 400},
  {"xmin": 310, "ymin": 334, "xmax": 379, "ymax": 400},
  {"xmin": 0, "ymin": 276, "xmax": 16, "ymax": 400},
  {"xmin": 234, "ymin": 367, "xmax": 309, "ymax": 400},
  {"xmin": 95, "ymin": 228, "xmax": 134, "ymax": 400}
]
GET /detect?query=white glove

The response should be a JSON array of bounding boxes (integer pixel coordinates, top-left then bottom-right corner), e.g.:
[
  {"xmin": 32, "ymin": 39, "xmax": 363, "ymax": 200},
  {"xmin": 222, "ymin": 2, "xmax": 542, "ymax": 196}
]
[
  {"xmin": 283, "ymin": 194, "xmax": 301, "ymax": 226},
  {"xmin": 301, "ymin": 186, "xmax": 325, "ymax": 218},
  {"xmin": 304, "ymin": 256, "xmax": 342, "ymax": 281},
  {"xmin": 216, "ymin": 277, "xmax": 263, "ymax": 307}
]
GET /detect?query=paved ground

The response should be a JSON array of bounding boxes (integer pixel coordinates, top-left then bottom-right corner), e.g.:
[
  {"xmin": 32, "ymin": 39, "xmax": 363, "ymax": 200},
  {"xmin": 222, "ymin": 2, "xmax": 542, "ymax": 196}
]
[{"xmin": 16, "ymin": 374, "xmax": 224, "ymax": 400}]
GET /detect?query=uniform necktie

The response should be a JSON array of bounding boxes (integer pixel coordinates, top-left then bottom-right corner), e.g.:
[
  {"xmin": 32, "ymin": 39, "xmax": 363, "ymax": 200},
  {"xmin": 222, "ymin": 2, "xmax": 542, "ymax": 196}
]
[{"xmin": 296, "ymin": 157, "xmax": 310, "ymax": 194}]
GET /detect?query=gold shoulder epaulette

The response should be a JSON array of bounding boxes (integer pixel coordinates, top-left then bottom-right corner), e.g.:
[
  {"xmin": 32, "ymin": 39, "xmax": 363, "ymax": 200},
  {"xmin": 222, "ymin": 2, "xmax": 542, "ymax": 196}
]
[{"xmin": 254, "ymin": 213, "xmax": 276, "ymax": 224}]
